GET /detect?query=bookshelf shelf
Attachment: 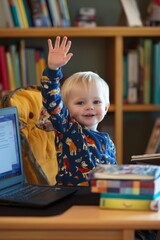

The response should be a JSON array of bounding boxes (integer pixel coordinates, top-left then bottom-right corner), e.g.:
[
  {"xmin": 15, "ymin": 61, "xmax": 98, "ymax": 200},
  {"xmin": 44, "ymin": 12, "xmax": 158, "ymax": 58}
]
[
  {"xmin": 123, "ymin": 105, "xmax": 160, "ymax": 112},
  {"xmin": 0, "ymin": 27, "xmax": 159, "ymax": 38},
  {"xmin": 0, "ymin": 26, "xmax": 160, "ymax": 163}
]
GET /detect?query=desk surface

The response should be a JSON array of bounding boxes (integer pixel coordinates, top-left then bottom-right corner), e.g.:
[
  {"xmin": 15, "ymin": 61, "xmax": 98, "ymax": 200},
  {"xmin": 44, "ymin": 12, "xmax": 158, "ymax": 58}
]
[{"xmin": 0, "ymin": 206, "xmax": 160, "ymax": 240}]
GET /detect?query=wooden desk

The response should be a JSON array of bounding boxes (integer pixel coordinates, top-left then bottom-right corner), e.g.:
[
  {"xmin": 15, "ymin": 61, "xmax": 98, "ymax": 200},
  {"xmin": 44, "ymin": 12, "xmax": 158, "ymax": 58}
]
[{"xmin": 0, "ymin": 205, "xmax": 160, "ymax": 240}]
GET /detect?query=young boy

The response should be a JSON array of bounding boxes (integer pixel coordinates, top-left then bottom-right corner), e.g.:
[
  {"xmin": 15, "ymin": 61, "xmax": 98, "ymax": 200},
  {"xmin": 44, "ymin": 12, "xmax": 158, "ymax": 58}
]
[{"xmin": 40, "ymin": 36, "xmax": 116, "ymax": 186}]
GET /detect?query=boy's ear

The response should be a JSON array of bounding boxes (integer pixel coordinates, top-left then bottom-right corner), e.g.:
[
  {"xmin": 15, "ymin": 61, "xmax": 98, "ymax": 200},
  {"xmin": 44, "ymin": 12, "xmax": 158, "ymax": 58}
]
[{"xmin": 105, "ymin": 104, "xmax": 109, "ymax": 113}]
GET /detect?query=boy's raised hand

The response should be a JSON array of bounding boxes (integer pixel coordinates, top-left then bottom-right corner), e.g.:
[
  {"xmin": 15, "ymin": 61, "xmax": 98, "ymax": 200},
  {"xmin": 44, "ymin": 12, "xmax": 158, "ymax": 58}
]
[{"xmin": 47, "ymin": 36, "xmax": 73, "ymax": 70}]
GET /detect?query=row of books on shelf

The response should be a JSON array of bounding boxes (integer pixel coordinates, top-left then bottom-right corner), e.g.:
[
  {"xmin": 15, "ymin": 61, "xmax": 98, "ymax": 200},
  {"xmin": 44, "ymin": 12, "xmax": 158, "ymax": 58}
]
[
  {"xmin": 0, "ymin": 41, "xmax": 46, "ymax": 92},
  {"xmin": 0, "ymin": 0, "xmax": 71, "ymax": 28},
  {"xmin": 88, "ymin": 164, "xmax": 160, "ymax": 211},
  {"xmin": 123, "ymin": 39, "xmax": 160, "ymax": 105}
]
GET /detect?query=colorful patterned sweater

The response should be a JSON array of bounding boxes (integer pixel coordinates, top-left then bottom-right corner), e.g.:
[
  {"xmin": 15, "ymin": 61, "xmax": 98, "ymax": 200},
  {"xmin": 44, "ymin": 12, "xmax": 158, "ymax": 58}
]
[{"xmin": 41, "ymin": 67, "xmax": 117, "ymax": 186}]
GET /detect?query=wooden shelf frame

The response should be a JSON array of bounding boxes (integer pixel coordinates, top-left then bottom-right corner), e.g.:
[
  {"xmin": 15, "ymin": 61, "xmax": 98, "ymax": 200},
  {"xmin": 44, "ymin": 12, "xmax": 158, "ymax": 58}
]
[
  {"xmin": 0, "ymin": 26, "xmax": 160, "ymax": 163},
  {"xmin": 0, "ymin": 27, "xmax": 160, "ymax": 38}
]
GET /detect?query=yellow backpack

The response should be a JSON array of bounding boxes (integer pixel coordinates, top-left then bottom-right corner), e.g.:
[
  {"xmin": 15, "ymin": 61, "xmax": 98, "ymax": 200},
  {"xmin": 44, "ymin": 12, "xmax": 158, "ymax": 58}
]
[{"xmin": 1, "ymin": 86, "xmax": 58, "ymax": 185}]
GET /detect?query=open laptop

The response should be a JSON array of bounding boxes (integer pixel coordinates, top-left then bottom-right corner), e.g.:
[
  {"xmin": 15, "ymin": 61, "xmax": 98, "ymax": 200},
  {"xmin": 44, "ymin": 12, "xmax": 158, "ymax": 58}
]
[{"xmin": 0, "ymin": 106, "xmax": 76, "ymax": 208}]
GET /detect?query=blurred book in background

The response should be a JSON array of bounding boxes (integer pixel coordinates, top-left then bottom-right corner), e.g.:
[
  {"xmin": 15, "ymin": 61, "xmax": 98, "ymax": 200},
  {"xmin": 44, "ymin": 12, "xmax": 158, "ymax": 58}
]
[
  {"xmin": 119, "ymin": 0, "xmax": 143, "ymax": 26},
  {"xmin": 74, "ymin": 7, "xmax": 97, "ymax": 27},
  {"xmin": 145, "ymin": 118, "xmax": 160, "ymax": 154}
]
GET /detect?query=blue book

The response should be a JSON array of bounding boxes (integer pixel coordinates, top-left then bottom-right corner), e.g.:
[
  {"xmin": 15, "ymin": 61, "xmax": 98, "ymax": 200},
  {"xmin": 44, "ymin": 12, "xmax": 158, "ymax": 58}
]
[
  {"xmin": 46, "ymin": 0, "xmax": 57, "ymax": 26},
  {"xmin": 28, "ymin": 0, "xmax": 51, "ymax": 27},
  {"xmin": 153, "ymin": 42, "xmax": 160, "ymax": 105},
  {"xmin": 58, "ymin": 0, "xmax": 71, "ymax": 27},
  {"xmin": 39, "ymin": 0, "xmax": 52, "ymax": 27}
]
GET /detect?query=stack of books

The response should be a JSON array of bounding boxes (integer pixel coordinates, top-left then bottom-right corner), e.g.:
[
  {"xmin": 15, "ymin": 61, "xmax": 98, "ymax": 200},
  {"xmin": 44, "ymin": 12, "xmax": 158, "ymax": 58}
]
[{"xmin": 87, "ymin": 164, "xmax": 160, "ymax": 211}]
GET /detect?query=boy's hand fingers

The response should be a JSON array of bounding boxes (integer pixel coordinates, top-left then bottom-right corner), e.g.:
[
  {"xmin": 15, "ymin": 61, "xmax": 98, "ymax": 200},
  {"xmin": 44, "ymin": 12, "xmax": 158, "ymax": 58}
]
[
  {"xmin": 48, "ymin": 39, "xmax": 53, "ymax": 51},
  {"xmin": 54, "ymin": 36, "xmax": 60, "ymax": 49},
  {"xmin": 60, "ymin": 36, "xmax": 67, "ymax": 49},
  {"xmin": 65, "ymin": 40, "xmax": 72, "ymax": 54},
  {"xmin": 65, "ymin": 53, "xmax": 73, "ymax": 63}
]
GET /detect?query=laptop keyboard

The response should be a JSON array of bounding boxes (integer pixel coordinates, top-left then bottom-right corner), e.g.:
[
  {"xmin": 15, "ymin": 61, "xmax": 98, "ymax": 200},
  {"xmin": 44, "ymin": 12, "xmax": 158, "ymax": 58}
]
[{"xmin": 0, "ymin": 185, "xmax": 61, "ymax": 201}]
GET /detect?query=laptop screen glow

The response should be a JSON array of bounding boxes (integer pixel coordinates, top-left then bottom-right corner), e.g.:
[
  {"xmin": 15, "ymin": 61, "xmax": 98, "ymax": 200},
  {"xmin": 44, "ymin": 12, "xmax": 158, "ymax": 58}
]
[{"xmin": 0, "ymin": 107, "xmax": 23, "ymax": 189}]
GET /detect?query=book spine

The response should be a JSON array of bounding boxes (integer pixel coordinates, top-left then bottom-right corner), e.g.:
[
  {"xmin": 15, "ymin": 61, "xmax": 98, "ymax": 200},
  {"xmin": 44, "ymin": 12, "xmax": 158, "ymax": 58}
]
[
  {"xmin": 1, "ymin": 0, "xmax": 14, "ymax": 27},
  {"xmin": 101, "ymin": 192, "xmax": 160, "ymax": 200},
  {"xmin": 38, "ymin": 50, "xmax": 46, "ymax": 84},
  {"xmin": 8, "ymin": 0, "xmax": 21, "ymax": 27},
  {"xmin": 88, "ymin": 164, "xmax": 160, "ymax": 180},
  {"xmin": 57, "ymin": 0, "xmax": 70, "ymax": 27},
  {"xmin": 22, "ymin": 0, "xmax": 33, "ymax": 27},
  {"xmin": 9, "ymin": 45, "xmax": 22, "ymax": 88},
  {"xmin": 27, "ymin": 0, "xmax": 48, "ymax": 27},
  {"xmin": 39, "ymin": 0, "xmax": 52, "ymax": 27},
  {"xmin": 55, "ymin": 0, "xmax": 62, "ymax": 26},
  {"xmin": 47, "ymin": 0, "xmax": 61, "ymax": 27},
  {"xmin": 0, "ymin": 46, "xmax": 10, "ymax": 91},
  {"xmin": 35, "ymin": 49, "xmax": 41, "ymax": 85},
  {"xmin": 138, "ymin": 39, "xmax": 145, "ymax": 103},
  {"xmin": 14, "ymin": 0, "xmax": 24, "ymax": 27},
  {"xmin": 119, "ymin": 0, "xmax": 143, "ymax": 26},
  {"xmin": 62, "ymin": 0, "xmax": 71, "ymax": 26},
  {"xmin": 153, "ymin": 42, "xmax": 160, "ymax": 105},
  {"xmin": 99, "ymin": 196, "xmax": 160, "ymax": 211},
  {"xmin": 90, "ymin": 179, "xmax": 155, "ymax": 195},
  {"xmin": 127, "ymin": 49, "xmax": 139, "ymax": 103},
  {"xmin": 145, "ymin": 118, "xmax": 160, "ymax": 154},
  {"xmin": 6, "ymin": 51, "xmax": 16, "ymax": 90},
  {"xmin": 46, "ymin": 0, "xmax": 55, "ymax": 26},
  {"xmin": 19, "ymin": 40, "xmax": 27, "ymax": 87},
  {"xmin": 35, "ymin": 48, "xmax": 46, "ymax": 85},
  {"xmin": 143, "ymin": 39, "xmax": 152, "ymax": 104},
  {"xmin": 28, "ymin": 48, "xmax": 37, "ymax": 85},
  {"xmin": 0, "ymin": 5, "xmax": 7, "ymax": 28},
  {"xmin": 17, "ymin": 0, "xmax": 29, "ymax": 28}
]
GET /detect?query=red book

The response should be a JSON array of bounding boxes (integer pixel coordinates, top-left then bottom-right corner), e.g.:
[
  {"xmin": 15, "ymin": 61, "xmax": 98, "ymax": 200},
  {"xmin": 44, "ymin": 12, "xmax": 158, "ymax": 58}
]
[{"xmin": 0, "ymin": 46, "xmax": 10, "ymax": 91}]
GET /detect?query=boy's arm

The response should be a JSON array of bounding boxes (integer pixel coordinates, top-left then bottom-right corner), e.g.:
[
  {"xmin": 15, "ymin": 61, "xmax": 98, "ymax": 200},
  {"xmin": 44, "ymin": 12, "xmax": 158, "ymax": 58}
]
[
  {"xmin": 41, "ymin": 36, "xmax": 73, "ymax": 133},
  {"xmin": 41, "ymin": 67, "xmax": 69, "ymax": 133}
]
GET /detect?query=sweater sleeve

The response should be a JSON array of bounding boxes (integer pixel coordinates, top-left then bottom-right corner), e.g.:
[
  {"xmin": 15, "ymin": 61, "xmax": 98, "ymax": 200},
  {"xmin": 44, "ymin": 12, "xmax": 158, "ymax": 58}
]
[
  {"xmin": 41, "ymin": 67, "xmax": 70, "ymax": 133},
  {"xmin": 107, "ymin": 135, "xmax": 117, "ymax": 164}
]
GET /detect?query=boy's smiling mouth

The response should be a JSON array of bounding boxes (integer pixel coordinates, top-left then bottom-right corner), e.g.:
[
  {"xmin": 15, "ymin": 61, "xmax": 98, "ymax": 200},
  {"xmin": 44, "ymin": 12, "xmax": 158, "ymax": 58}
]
[{"xmin": 84, "ymin": 114, "xmax": 95, "ymax": 117}]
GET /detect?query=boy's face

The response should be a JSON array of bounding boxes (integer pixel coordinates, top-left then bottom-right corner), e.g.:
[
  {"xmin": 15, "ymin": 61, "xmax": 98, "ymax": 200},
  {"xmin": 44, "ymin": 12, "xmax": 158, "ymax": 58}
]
[{"xmin": 67, "ymin": 84, "xmax": 108, "ymax": 131}]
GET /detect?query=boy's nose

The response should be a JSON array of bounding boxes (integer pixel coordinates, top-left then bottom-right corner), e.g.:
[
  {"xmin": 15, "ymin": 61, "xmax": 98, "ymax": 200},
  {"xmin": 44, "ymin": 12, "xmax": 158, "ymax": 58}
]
[{"xmin": 86, "ymin": 104, "xmax": 94, "ymax": 110}]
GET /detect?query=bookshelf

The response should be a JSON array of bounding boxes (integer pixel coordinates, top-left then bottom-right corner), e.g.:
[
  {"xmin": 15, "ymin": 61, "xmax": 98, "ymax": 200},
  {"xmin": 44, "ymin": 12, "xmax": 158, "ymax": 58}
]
[
  {"xmin": 0, "ymin": 0, "xmax": 160, "ymax": 164},
  {"xmin": 0, "ymin": 27, "xmax": 160, "ymax": 164}
]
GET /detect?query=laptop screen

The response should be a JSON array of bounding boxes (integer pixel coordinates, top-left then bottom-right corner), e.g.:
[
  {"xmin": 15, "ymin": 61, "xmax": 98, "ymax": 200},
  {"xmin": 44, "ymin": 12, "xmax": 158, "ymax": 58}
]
[{"xmin": 0, "ymin": 107, "xmax": 23, "ymax": 190}]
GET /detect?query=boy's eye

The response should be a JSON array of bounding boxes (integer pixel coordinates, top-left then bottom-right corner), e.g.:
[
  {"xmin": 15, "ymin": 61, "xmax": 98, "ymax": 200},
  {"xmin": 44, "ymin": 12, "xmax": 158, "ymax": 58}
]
[
  {"xmin": 93, "ymin": 100, "xmax": 101, "ymax": 104},
  {"xmin": 76, "ymin": 101, "xmax": 84, "ymax": 105}
]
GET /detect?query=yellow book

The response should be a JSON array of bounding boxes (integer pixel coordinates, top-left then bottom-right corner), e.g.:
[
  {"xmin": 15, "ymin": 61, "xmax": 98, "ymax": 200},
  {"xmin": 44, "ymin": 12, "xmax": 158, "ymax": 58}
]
[
  {"xmin": 17, "ymin": 0, "xmax": 29, "ymax": 28},
  {"xmin": 38, "ymin": 54, "xmax": 46, "ymax": 85},
  {"xmin": 35, "ymin": 50, "xmax": 41, "ymax": 86},
  {"xmin": 19, "ymin": 40, "xmax": 27, "ymax": 87},
  {"xmin": 100, "ymin": 197, "xmax": 160, "ymax": 211},
  {"xmin": 5, "ymin": 51, "xmax": 16, "ymax": 90}
]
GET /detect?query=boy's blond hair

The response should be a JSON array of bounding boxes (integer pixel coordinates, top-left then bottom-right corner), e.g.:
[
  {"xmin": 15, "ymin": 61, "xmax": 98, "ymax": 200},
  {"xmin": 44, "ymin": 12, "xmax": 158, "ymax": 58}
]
[{"xmin": 61, "ymin": 71, "xmax": 110, "ymax": 106}]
